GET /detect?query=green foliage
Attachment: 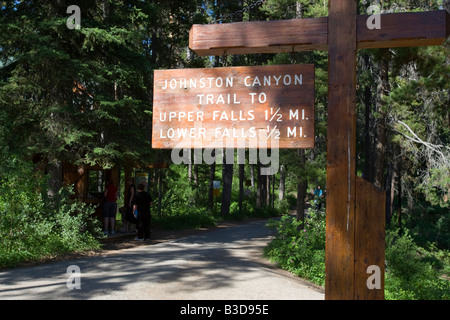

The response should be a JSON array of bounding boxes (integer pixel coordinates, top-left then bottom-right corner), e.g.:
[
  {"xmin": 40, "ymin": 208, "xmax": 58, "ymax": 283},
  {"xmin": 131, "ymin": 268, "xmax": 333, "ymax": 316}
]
[
  {"xmin": 402, "ymin": 202, "xmax": 450, "ymax": 250},
  {"xmin": 0, "ymin": 0, "xmax": 162, "ymax": 168},
  {"xmin": 265, "ymin": 210, "xmax": 450, "ymax": 299},
  {"xmin": 153, "ymin": 164, "xmax": 217, "ymax": 230},
  {"xmin": 385, "ymin": 228, "xmax": 450, "ymax": 300},
  {"xmin": 417, "ymin": 167, "xmax": 450, "ymax": 209},
  {"xmin": 153, "ymin": 206, "xmax": 217, "ymax": 230},
  {"xmin": 264, "ymin": 210, "xmax": 326, "ymax": 286},
  {"xmin": 0, "ymin": 159, "xmax": 102, "ymax": 269},
  {"xmin": 154, "ymin": 163, "xmax": 285, "ymax": 229},
  {"xmin": 229, "ymin": 201, "xmax": 252, "ymax": 220},
  {"xmin": 261, "ymin": 0, "xmax": 328, "ymax": 19}
]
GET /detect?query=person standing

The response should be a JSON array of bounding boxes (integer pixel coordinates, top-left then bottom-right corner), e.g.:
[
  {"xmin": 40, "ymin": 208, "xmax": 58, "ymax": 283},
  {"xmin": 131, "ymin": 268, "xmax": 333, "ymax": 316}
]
[
  {"xmin": 313, "ymin": 185, "xmax": 323, "ymax": 210},
  {"xmin": 103, "ymin": 180, "xmax": 118, "ymax": 236},
  {"xmin": 121, "ymin": 177, "xmax": 136, "ymax": 233},
  {"xmin": 133, "ymin": 183, "xmax": 153, "ymax": 241}
]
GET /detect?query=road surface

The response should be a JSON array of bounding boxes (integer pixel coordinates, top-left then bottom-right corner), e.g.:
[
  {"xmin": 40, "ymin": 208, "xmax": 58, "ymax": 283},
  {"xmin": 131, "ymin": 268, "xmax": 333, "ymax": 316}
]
[{"xmin": 0, "ymin": 218, "xmax": 324, "ymax": 300}]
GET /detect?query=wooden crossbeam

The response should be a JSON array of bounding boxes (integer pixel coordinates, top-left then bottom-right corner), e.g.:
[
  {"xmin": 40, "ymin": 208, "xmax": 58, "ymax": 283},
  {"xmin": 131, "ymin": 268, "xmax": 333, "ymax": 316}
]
[
  {"xmin": 190, "ymin": 17, "xmax": 328, "ymax": 55},
  {"xmin": 190, "ymin": 10, "xmax": 449, "ymax": 56},
  {"xmin": 357, "ymin": 11, "xmax": 450, "ymax": 49}
]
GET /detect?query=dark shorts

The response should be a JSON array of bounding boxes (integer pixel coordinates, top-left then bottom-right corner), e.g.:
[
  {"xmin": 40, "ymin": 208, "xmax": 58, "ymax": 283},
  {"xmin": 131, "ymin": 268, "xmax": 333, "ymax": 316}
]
[{"xmin": 103, "ymin": 202, "xmax": 117, "ymax": 218}]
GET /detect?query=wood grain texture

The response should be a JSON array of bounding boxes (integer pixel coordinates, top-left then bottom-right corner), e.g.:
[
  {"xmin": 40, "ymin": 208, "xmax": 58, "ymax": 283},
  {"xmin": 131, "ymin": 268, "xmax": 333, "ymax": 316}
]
[
  {"xmin": 189, "ymin": 11, "xmax": 449, "ymax": 56},
  {"xmin": 357, "ymin": 10, "xmax": 450, "ymax": 49},
  {"xmin": 325, "ymin": 0, "xmax": 358, "ymax": 300},
  {"xmin": 152, "ymin": 65, "xmax": 315, "ymax": 149},
  {"xmin": 190, "ymin": 17, "xmax": 328, "ymax": 56},
  {"xmin": 355, "ymin": 177, "xmax": 386, "ymax": 300}
]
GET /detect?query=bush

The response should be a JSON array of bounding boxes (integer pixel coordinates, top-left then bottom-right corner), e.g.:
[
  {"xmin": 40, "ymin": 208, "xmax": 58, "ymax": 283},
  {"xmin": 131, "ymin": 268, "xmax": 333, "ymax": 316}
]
[
  {"xmin": 385, "ymin": 229, "xmax": 450, "ymax": 300},
  {"xmin": 403, "ymin": 203, "xmax": 450, "ymax": 250},
  {"xmin": 0, "ymin": 162, "xmax": 102, "ymax": 269},
  {"xmin": 264, "ymin": 209, "xmax": 326, "ymax": 286},
  {"xmin": 264, "ymin": 211, "xmax": 450, "ymax": 299},
  {"xmin": 275, "ymin": 198, "xmax": 291, "ymax": 215},
  {"xmin": 153, "ymin": 205, "xmax": 217, "ymax": 230},
  {"xmin": 155, "ymin": 170, "xmax": 218, "ymax": 229}
]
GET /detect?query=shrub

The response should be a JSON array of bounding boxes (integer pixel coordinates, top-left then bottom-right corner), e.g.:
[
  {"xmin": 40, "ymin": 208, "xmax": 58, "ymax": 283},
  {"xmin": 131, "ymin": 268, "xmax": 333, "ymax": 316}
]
[
  {"xmin": 264, "ymin": 209, "xmax": 326, "ymax": 286},
  {"xmin": 264, "ymin": 211, "xmax": 450, "ymax": 299},
  {"xmin": 155, "ymin": 172, "xmax": 217, "ymax": 229},
  {"xmin": 153, "ymin": 205, "xmax": 217, "ymax": 230},
  {"xmin": 385, "ymin": 229, "xmax": 450, "ymax": 300},
  {"xmin": 0, "ymin": 162, "xmax": 102, "ymax": 269}
]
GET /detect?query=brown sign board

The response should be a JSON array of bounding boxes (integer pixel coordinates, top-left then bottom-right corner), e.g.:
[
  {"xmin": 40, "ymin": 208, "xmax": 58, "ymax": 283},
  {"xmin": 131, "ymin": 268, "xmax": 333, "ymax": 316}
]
[{"xmin": 152, "ymin": 64, "xmax": 314, "ymax": 149}]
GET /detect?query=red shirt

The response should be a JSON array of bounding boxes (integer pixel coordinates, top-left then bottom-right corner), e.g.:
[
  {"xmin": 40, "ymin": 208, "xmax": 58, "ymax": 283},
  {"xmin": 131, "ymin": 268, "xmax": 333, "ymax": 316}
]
[{"xmin": 105, "ymin": 184, "xmax": 118, "ymax": 202}]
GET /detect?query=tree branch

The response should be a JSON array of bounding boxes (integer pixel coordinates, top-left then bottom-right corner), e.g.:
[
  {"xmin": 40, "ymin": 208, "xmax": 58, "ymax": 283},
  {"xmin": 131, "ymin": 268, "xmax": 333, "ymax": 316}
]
[{"xmin": 395, "ymin": 120, "xmax": 447, "ymax": 161}]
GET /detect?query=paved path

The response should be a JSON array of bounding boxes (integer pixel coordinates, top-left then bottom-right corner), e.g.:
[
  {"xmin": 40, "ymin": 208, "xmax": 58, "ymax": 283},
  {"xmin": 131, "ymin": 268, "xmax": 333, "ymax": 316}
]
[{"xmin": 0, "ymin": 219, "xmax": 324, "ymax": 300}]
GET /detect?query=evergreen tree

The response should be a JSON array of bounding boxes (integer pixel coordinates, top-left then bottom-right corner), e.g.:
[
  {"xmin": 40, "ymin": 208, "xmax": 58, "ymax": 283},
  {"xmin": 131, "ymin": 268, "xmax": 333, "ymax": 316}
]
[
  {"xmin": 356, "ymin": 0, "xmax": 449, "ymax": 225},
  {"xmin": 0, "ymin": 0, "xmax": 152, "ymax": 172},
  {"xmin": 260, "ymin": 0, "xmax": 329, "ymax": 220}
]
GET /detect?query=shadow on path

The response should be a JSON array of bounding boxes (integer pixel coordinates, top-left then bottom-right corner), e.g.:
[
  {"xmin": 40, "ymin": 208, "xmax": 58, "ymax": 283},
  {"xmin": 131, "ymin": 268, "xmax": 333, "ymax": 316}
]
[{"xmin": 0, "ymin": 218, "xmax": 324, "ymax": 300}]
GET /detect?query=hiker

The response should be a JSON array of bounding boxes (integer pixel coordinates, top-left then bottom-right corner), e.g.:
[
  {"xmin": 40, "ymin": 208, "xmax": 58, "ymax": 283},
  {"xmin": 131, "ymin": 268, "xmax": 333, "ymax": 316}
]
[{"xmin": 133, "ymin": 183, "xmax": 153, "ymax": 241}]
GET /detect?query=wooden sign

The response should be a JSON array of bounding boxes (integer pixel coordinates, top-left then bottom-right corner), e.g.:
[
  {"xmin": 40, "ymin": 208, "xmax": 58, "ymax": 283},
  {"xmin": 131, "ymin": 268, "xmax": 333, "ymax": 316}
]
[{"xmin": 152, "ymin": 64, "xmax": 314, "ymax": 149}]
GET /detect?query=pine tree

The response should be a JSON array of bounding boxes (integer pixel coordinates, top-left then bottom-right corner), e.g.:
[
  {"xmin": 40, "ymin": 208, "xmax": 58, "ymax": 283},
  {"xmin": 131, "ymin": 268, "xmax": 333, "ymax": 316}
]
[
  {"xmin": 0, "ymin": 0, "xmax": 207, "ymax": 182},
  {"xmin": 356, "ymin": 0, "xmax": 449, "ymax": 224},
  {"xmin": 0, "ymin": 1, "xmax": 151, "ymax": 171},
  {"xmin": 260, "ymin": 0, "xmax": 329, "ymax": 220}
]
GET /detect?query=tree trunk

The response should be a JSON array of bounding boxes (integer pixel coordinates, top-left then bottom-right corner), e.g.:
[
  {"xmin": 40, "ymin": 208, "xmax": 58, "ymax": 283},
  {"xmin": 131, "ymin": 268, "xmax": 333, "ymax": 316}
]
[
  {"xmin": 220, "ymin": 152, "xmax": 233, "ymax": 216},
  {"xmin": 239, "ymin": 163, "xmax": 244, "ymax": 215},
  {"xmin": 158, "ymin": 169, "xmax": 163, "ymax": 217},
  {"xmin": 373, "ymin": 49, "xmax": 390, "ymax": 189},
  {"xmin": 279, "ymin": 164, "xmax": 286, "ymax": 201},
  {"xmin": 256, "ymin": 163, "xmax": 262, "ymax": 208},
  {"xmin": 297, "ymin": 179, "xmax": 307, "ymax": 223},
  {"xmin": 193, "ymin": 164, "xmax": 198, "ymax": 186},
  {"xmin": 297, "ymin": 149, "xmax": 307, "ymax": 223},
  {"xmin": 397, "ymin": 162, "xmax": 403, "ymax": 232},
  {"xmin": 385, "ymin": 161, "xmax": 394, "ymax": 225},
  {"xmin": 272, "ymin": 174, "xmax": 275, "ymax": 211},
  {"xmin": 294, "ymin": 2, "xmax": 307, "ymax": 223},
  {"xmin": 250, "ymin": 164, "xmax": 255, "ymax": 190},
  {"xmin": 188, "ymin": 155, "xmax": 192, "ymax": 183},
  {"xmin": 262, "ymin": 174, "xmax": 267, "ymax": 206},
  {"xmin": 362, "ymin": 53, "xmax": 375, "ymax": 183},
  {"xmin": 208, "ymin": 150, "xmax": 216, "ymax": 210},
  {"xmin": 447, "ymin": 45, "xmax": 450, "ymax": 128},
  {"xmin": 296, "ymin": 1, "xmax": 303, "ymax": 19},
  {"xmin": 47, "ymin": 158, "xmax": 63, "ymax": 197}
]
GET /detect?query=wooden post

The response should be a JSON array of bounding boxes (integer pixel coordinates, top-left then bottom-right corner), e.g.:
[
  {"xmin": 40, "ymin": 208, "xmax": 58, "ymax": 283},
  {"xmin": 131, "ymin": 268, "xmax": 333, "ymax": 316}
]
[
  {"xmin": 325, "ymin": 0, "xmax": 358, "ymax": 300},
  {"xmin": 355, "ymin": 177, "xmax": 386, "ymax": 300}
]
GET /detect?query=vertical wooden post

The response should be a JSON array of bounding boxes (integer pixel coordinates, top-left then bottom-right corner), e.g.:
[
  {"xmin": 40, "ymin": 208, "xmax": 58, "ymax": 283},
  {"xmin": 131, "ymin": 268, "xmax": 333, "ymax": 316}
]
[
  {"xmin": 355, "ymin": 177, "xmax": 386, "ymax": 300},
  {"xmin": 325, "ymin": 0, "xmax": 358, "ymax": 300}
]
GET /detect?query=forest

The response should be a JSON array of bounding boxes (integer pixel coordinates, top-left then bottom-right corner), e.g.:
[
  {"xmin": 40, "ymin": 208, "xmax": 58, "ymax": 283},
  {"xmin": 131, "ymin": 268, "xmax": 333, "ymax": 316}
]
[{"xmin": 0, "ymin": 0, "xmax": 449, "ymax": 299}]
